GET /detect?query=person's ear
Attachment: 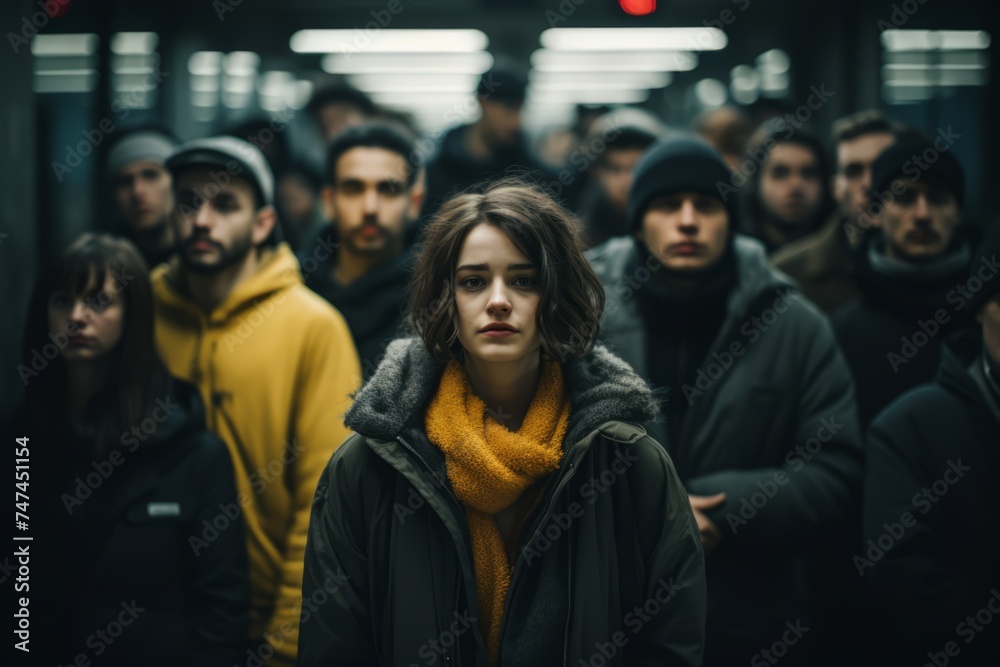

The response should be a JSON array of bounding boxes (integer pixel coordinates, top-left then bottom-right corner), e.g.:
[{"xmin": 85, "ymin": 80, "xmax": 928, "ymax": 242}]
[
  {"xmin": 406, "ymin": 168, "xmax": 426, "ymax": 221},
  {"xmin": 252, "ymin": 205, "xmax": 277, "ymax": 246}
]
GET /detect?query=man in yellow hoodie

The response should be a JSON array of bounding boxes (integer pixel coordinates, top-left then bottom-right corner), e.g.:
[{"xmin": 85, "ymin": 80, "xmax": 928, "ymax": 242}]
[{"xmin": 152, "ymin": 135, "xmax": 361, "ymax": 666}]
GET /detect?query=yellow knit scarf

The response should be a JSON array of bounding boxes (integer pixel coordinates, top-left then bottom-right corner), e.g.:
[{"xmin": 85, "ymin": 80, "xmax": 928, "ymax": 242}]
[{"xmin": 424, "ymin": 358, "xmax": 571, "ymax": 666}]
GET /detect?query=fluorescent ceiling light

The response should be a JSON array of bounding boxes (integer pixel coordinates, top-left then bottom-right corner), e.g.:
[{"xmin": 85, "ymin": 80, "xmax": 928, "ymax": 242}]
[
  {"xmin": 531, "ymin": 49, "xmax": 696, "ymax": 72},
  {"xmin": 32, "ymin": 34, "xmax": 98, "ymax": 56},
  {"xmin": 112, "ymin": 32, "xmax": 157, "ymax": 55},
  {"xmin": 370, "ymin": 91, "xmax": 477, "ymax": 107},
  {"xmin": 225, "ymin": 51, "xmax": 259, "ymax": 75},
  {"xmin": 323, "ymin": 52, "xmax": 493, "ymax": 74},
  {"xmin": 756, "ymin": 48, "xmax": 789, "ymax": 74},
  {"xmin": 540, "ymin": 28, "xmax": 726, "ymax": 52},
  {"xmin": 526, "ymin": 88, "xmax": 650, "ymax": 104},
  {"xmin": 882, "ymin": 29, "xmax": 991, "ymax": 52},
  {"xmin": 695, "ymin": 78, "xmax": 727, "ymax": 107},
  {"xmin": 189, "ymin": 51, "xmax": 222, "ymax": 75},
  {"xmin": 530, "ymin": 71, "xmax": 672, "ymax": 87},
  {"xmin": 349, "ymin": 73, "xmax": 479, "ymax": 93},
  {"xmin": 291, "ymin": 29, "xmax": 488, "ymax": 54}
]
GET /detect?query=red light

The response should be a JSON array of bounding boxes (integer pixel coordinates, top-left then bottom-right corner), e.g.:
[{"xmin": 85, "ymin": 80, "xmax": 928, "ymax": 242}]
[{"xmin": 619, "ymin": 0, "xmax": 655, "ymax": 15}]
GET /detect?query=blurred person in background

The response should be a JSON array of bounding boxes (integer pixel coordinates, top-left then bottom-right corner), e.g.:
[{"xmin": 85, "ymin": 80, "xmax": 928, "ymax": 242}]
[
  {"xmin": 275, "ymin": 160, "xmax": 325, "ymax": 253},
  {"xmin": 576, "ymin": 107, "xmax": 666, "ymax": 248},
  {"xmin": 153, "ymin": 136, "xmax": 361, "ymax": 666},
  {"xmin": 588, "ymin": 137, "xmax": 863, "ymax": 666},
  {"xmin": 306, "ymin": 83, "xmax": 377, "ymax": 144},
  {"xmin": 740, "ymin": 120, "xmax": 834, "ymax": 254},
  {"xmin": 16, "ymin": 234, "xmax": 247, "ymax": 667},
  {"xmin": 693, "ymin": 105, "xmax": 753, "ymax": 173},
  {"xmin": 106, "ymin": 126, "xmax": 180, "ymax": 268},
  {"xmin": 862, "ymin": 223, "xmax": 1000, "ymax": 665},
  {"xmin": 424, "ymin": 61, "xmax": 552, "ymax": 214},
  {"xmin": 299, "ymin": 180, "xmax": 706, "ymax": 666},
  {"xmin": 301, "ymin": 124, "xmax": 423, "ymax": 380},
  {"xmin": 831, "ymin": 131, "xmax": 975, "ymax": 428},
  {"xmin": 772, "ymin": 110, "xmax": 901, "ymax": 312}
]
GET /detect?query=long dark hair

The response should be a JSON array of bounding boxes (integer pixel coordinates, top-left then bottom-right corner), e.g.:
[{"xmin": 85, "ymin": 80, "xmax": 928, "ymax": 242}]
[
  {"xmin": 22, "ymin": 233, "xmax": 170, "ymax": 454},
  {"xmin": 408, "ymin": 178, "xmax": 606, "ymax": 363}
]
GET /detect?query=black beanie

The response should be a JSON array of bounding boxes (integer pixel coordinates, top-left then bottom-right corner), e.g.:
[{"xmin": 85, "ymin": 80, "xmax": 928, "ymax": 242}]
[
  {"xmin": 870, "ymin": 131, "xmax": 965, "ymax": 208},
  {"xmin": 968, "ymin": 223, "xmax": 1000, "ymax": 316},
  {"xmin": 627, "ymin": 137, "xmax": 737, "ymax": 233}
]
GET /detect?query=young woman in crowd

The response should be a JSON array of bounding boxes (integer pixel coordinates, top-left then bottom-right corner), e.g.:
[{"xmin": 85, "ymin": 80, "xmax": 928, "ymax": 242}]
[
  {"xmin": 17, "ymin": 233, "xmax": 248, "ymax": 667},
  {"xmin": 299, "ymin": 180, "xmax": 706, "ymax": 666}
]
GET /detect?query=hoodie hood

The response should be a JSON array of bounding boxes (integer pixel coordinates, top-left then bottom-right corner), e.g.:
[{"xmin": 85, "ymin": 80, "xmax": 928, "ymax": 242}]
[
  {"xmin": 344, "ymin": 336, "xmax": 659, "ymax": 447},
  {"xmin": 152, "ymin": 243, "xmax": 302, "ymax": 324}
]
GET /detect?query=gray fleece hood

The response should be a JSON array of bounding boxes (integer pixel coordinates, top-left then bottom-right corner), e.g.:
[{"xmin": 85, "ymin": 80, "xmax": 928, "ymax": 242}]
[{"xmin": 344, "ymin": 337, "xmax": 660, "ymax": 447}]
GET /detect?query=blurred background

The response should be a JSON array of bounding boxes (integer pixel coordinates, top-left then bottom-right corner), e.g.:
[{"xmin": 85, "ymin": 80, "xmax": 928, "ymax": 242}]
[{"xmin": 0, "ymin": 0, "xmax": 995, "ymax": 409}]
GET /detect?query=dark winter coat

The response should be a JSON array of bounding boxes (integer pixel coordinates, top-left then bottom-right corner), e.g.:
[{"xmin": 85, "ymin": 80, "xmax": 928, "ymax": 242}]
[
  {"xmin": 862, "ymin": 342, "xmax": 1000, "ymax": 666},
  {"xmin": 300, "ymin": 223, "xmax": 415, "ymax": 379},
  {"xmin": 297, "ymin": 337, "xmax": 707, "ymax": 666},
  {"xmin": 830, "ymin": 234, "xmax": 974, "ymax": 428},
  {"xmin": 22, "ymin": 379, "xmax": 249, "ymax": 667},
  {"xmin": 587, "ymin": 234, "xmax": 864, "ymax": 665},
  {"xmin": 770, "ymin": 212, "xmax": 860, "ymax": 313},
  {"xmin": 424, "ymin": 124, "xmax": 553, "ymax": 215}
]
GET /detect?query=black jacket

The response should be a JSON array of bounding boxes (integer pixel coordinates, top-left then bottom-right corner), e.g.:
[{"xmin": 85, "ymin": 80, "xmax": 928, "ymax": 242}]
[
  {"xmin": 300, "ymin": 223, "xmax": 415, "ymax": 379},
  {"xmin": 298, "ymin": 337, "xmax": 707, "ymax": 666},
  {"xmin": 19, "ymin": 379, "xmax": 248, "ymax": 667},
  {"xmin": 588, "ymin": 235, "xmax": 864, "ymax": 665},
  {"xmin": 863, "ymin": 342, "xmax": 1000, "ymax": 665},
  {"xmin": 831, "ymin": 234, "xmax": 973, "ymax": 427},
  {"xmin": 424, "ymin": 124, "xmax": 553, "ymax": 215}
]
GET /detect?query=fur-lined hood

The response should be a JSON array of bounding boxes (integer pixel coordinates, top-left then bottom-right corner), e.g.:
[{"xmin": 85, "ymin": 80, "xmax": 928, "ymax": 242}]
[{"xmin": 344, "ymin": 337, "xmax": 660, "ymax": 446}]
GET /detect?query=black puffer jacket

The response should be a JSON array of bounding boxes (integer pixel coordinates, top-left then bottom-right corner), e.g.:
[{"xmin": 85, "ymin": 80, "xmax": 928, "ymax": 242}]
[
  {"xmin": 863, "ymin": 342, "xmax": 1000, "ymax": 666},
  {"xmin": 18, "ymin": 379, "xmax": 249, "ymax": 667},
  {"xmin": 298, "ymin": 337, "xmax": 706, "ymax": 666}
]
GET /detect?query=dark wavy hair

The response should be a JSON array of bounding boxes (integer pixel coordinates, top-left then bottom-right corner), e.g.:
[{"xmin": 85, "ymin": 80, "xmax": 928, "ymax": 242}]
[
  {"xmin": 21, "ymin": 233, "xmax": 170, "ymax": 455},
  {"xmin": 408, "ymin": 178, "xmax": 605, "ymax": 363}
]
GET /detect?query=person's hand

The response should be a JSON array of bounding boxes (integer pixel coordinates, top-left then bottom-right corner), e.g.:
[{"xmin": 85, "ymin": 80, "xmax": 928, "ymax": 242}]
[{"xmin": 689, "ymin": 493, "xmax": 727, "ymax": 554}]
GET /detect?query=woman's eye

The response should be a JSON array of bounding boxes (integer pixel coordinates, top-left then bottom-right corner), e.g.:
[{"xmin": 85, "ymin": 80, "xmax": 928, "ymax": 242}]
[
  {"xmin": 49, "ymin": 293, "xmax": 72, "ymax": 308},
  {"xmin": 461, "ymin": 277, "xmax": 484, "ymax": 288},
  {"xmin": 513, "ymin": 276, "xmax": 536, "ymax": 288}
]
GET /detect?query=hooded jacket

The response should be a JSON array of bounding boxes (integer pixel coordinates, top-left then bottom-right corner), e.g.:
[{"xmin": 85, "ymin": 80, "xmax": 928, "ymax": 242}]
[
  {"xmin": 863, "ymin": 342, "xmax": 1000, "ymax": 665},
  {"xmin": 298, "ymin": 337, "xmax": 707, "ymax": 666},
  {"xmin": 151, "ymin": 243, "xmax": 362, "ymax": 666},
  {"xmin": 24, "ymin": 379, "xmax": 248, "ymax": 667},
  {"xmin": 587, "ymin": 234, "xmax": 864, "ymax": 665}
]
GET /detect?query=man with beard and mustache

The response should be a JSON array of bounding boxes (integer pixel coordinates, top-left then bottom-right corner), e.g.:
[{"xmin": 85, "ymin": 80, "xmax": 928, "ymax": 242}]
[
  {"xmin": 151, "ymin": 136, "xmax": 362, "ymax": 667},
  {"xmin": 831, "ymin": 131, "xmax": 974, "ymax": 428},
  {"xmin": 772, "ymin": 111, "xmax": 901, "ymax": 312},
  {"xmin": 300, "ymin": 124, "xmax": 424, "ymax": 379},
  {"xmin": 741, "ymin": 120, "xmax": 834, "ymax": 254},
  {"xmin": 106, "ymin": 126, "xmax": 180, "ymax": 268}
]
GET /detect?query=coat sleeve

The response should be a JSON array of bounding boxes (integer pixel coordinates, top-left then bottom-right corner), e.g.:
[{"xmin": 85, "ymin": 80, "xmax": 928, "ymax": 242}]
[
  {"xmin": 628, "ymin": 438, "xmax": 707, "ymax": 667},
  {"xmin": 863, "ymin": 400, "xmax": 984, "ymax": 649},
  {"xmin": 683, "ymin": 310, "xmax": 864, "ymax": 550},
  {"xmin": 263, "ymin": 306, "xmax": 362, "ymax": 666},
  {"xmin": 297, "ymin": 435, "xmax": 378, "ymax": 666},
  {"xmin": 188, "ymin": 435, "xmax": 250, "ymax": 667}
]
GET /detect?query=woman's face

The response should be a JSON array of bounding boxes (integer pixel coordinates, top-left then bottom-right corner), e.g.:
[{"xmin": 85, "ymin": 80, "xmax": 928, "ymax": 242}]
[
  {"xmin": 453, "ymin": 223, "xmax": 543, "ymax": 364},
  {"xmin": 47, "ymin": 271, "xmax": 125, "ymax": 363}
]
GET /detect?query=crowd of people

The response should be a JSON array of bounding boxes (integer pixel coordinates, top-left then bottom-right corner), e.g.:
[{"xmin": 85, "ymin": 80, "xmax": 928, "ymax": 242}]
[{"xmin": 8, "ymin": 60, "xmax": 999, "ymax": 667}]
